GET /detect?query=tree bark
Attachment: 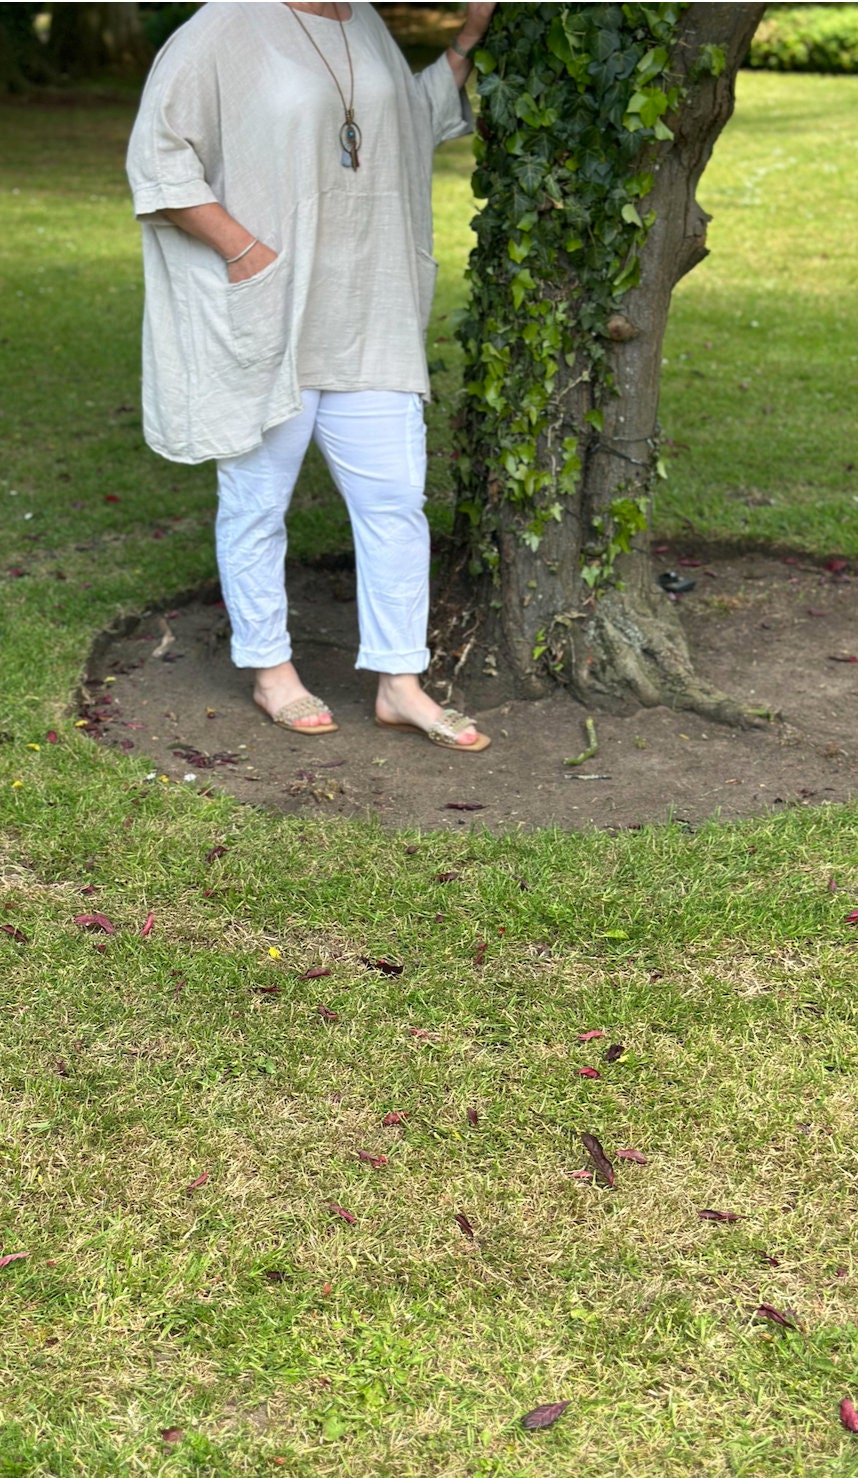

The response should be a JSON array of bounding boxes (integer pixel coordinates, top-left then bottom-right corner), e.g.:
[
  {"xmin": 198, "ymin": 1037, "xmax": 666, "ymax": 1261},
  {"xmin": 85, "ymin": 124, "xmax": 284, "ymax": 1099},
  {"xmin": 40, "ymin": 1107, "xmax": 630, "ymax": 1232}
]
[{"xmin": 450, "ymin": 4, "xmax": 766, "ymax": 724}]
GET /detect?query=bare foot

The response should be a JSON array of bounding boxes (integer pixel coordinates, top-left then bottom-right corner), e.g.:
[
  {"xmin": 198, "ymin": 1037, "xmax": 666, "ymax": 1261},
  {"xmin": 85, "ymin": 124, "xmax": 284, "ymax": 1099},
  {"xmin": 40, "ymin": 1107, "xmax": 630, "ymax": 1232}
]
[
  {"xmin": 253, "ymin": 660, "xmax": 333, "ymax": 729},
  {"xmin": 375, "ymin": 673, "xmax": 480, "ymax": 746}
]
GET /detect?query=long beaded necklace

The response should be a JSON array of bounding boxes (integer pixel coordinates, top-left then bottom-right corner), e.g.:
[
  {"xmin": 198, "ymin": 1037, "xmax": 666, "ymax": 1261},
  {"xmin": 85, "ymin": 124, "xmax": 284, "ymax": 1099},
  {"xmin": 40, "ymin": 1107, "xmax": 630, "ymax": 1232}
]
[{"xmin": 288, "ymin": 5, "xmax": 362, "ymax": 169}]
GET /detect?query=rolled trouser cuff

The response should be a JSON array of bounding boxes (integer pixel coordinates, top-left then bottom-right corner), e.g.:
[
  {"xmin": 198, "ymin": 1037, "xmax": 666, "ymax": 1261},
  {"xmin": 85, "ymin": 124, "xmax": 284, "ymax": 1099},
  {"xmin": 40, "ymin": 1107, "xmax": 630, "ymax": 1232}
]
[
  {"xmin": 230, "ymin": 636, "xmax": 293, "ymax": 670},
  {"xmin": 356, "ymin": 647, "xmax": 430, "ymax": 674}
]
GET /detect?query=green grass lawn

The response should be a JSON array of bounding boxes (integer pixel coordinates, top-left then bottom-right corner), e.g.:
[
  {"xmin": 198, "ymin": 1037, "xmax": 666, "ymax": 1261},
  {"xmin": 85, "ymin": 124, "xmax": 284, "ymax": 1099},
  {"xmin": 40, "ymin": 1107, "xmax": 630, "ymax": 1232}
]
[{"xmin": 1, "ymin": 71, "xmax": 858, "ymax": 1477}]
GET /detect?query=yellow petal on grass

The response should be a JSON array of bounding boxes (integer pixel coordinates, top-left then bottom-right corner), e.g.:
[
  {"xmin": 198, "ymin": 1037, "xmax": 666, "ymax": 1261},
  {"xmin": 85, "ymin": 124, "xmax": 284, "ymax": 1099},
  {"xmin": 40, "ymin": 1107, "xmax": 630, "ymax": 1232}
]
[
  {"xmin": 11, "ymin": 781, "xmax": 23, "ymax": 788},
  {"xmin": 74, "ymin": 719, "xmax": 88, "ymax": 728},
  {"xmin": 104, "ymin": 677, "xmax": 116, "ymax": 684},
  {"xmin": 26, "ymin": 744, "xmax": 40, "ymax": 751},
  {"xmin": 268, "ymin": 947, "xmax": 282, "ymax": 959}
]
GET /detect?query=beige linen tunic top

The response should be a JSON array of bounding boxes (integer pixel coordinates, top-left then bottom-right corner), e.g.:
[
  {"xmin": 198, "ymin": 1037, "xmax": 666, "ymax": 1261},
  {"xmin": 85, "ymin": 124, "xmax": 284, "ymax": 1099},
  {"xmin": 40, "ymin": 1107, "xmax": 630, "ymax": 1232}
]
[{"xmin": 126, "ymin": 2, "xmax": 472, "ymax": 464}]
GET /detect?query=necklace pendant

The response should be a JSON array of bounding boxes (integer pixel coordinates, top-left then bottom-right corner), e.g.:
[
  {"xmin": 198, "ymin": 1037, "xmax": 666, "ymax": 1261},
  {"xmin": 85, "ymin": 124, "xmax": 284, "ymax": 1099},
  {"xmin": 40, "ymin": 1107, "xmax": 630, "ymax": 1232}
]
[{"xmin": 339, "ymin": 113, "xmax": 361, "ymax": 170}]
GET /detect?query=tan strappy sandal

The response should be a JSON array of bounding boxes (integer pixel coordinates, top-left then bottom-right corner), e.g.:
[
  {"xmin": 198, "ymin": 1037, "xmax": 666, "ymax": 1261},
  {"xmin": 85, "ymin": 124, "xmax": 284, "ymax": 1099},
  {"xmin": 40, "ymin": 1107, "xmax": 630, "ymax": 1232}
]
[
  {"xmin": 375, "ymin": 708, "xmax": 491, "ymax": 753},
  {"xmin": 258, "ymin": 694, "xmax": 338, "ymax": 735}
]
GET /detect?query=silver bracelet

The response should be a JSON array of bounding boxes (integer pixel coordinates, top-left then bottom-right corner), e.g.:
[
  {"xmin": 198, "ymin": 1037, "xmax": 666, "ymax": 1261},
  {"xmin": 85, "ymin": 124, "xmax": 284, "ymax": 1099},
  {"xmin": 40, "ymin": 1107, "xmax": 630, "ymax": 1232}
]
[
  {"xmin": 224, "ymin": 238, "xmax": 258, "ymax": 265},
  {"xmin": 450, "ymin": 37, "xmax": 474, "ymax": 59}
]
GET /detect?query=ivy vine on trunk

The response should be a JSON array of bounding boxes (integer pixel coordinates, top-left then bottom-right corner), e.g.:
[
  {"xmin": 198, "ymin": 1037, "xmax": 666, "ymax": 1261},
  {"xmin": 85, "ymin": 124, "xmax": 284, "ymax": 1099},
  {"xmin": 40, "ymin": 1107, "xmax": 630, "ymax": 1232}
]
[{"xmin": 448, "ymin": 2, "xmax": 766, "ymax": 723}]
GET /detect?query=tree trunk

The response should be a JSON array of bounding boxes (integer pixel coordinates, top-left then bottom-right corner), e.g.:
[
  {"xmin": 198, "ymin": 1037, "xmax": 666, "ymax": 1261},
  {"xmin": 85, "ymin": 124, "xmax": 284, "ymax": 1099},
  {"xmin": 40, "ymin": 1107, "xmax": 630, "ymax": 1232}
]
[
  {"xmin": 450, "ymin": 3, "xmax": 766, "ymax": 724},
  {"xmin": 47, "ymin": 3, "xmax": 151, "ymax": 77}
]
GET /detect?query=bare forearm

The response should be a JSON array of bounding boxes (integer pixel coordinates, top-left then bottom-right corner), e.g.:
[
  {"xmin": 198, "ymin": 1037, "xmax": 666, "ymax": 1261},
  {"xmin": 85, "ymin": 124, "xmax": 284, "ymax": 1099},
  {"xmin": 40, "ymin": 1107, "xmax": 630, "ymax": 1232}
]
[
  {"xmin": 162, "ymin": 203, "xmax": 275, "ymax": 281},
  {"xmin": 445, "ymin": 2, "xmax": 495, "ymax": 87},
  {"xmin": 162, "ymin": 203, "xmax": 251, "ymax": 257}
]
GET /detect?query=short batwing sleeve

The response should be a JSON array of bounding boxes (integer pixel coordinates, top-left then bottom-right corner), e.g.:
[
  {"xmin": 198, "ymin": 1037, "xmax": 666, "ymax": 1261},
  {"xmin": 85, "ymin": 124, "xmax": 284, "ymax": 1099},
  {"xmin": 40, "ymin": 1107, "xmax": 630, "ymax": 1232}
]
[
  {"xmin": 411, "ymin": 53, "xmax": 474, "ymax": 148},
  {"xmin": 126, "ymin": 36, "xmax": 220, "ymax": 222}
]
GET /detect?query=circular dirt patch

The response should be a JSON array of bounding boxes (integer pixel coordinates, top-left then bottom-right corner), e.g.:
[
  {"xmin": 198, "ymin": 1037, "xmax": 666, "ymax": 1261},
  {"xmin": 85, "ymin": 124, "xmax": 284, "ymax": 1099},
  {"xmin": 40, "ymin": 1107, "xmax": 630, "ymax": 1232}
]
[{"xmin": 81, "ymin": 552, "xmax": 858, "ymax": 832}]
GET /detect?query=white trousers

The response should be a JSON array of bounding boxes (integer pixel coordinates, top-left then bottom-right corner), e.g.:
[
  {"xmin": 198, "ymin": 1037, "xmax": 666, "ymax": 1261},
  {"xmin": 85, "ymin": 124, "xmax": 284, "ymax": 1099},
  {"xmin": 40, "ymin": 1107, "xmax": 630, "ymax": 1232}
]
[{"xmin": 216, "ymin": 390, "xmax": 430, "ymax": 673}]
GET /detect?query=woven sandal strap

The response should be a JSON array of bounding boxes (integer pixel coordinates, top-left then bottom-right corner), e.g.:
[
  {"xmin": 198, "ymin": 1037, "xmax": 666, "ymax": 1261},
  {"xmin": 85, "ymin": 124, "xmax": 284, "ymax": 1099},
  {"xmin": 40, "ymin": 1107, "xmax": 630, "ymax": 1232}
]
[
  {"xmin": 272, "ymin": 694, "xmax": 332, "ymax": 724},
  {"xmin": 428, "ymin": 708, "xmax": 476, "ymax": 742}
]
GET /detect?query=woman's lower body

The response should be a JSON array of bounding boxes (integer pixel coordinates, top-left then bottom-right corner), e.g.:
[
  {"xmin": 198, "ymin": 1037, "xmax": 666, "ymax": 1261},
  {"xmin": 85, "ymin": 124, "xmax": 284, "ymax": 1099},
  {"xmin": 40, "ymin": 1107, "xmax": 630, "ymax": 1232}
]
[{"xmin": 215, "ymin": 389, "xmax": 486, "ymax": 748}]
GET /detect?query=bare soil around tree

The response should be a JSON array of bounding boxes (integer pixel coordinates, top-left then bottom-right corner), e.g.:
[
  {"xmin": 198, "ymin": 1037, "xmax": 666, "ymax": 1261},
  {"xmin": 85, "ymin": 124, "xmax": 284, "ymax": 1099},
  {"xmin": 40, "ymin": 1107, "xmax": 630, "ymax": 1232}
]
[{"xmin": 80, "ymin": 549, "xmax": 858, "ymax": 833}]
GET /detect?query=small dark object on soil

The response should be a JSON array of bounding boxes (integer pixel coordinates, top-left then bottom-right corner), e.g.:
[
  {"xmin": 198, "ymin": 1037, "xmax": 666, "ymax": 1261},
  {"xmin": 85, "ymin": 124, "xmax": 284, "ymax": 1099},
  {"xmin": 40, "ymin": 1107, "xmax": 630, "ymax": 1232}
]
[{"xmin": 658, "ymin": 570, "xmax": 696, "ymax": 594}]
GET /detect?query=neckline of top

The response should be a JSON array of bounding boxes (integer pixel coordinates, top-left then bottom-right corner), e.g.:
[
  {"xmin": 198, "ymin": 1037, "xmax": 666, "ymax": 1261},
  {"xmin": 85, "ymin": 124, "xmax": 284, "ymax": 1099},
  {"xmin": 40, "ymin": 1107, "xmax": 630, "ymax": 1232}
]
[{"xmin": 282, "ymin": 4, "xmax": 354, "ymax": 23}]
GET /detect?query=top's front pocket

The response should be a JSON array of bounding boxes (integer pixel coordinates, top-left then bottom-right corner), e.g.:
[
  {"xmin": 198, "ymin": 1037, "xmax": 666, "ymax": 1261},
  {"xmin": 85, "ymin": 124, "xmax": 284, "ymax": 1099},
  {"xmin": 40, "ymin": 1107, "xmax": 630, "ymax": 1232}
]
[{"xmin": 225, "ymin": 251, "xmax": 291, "ymax": 368}]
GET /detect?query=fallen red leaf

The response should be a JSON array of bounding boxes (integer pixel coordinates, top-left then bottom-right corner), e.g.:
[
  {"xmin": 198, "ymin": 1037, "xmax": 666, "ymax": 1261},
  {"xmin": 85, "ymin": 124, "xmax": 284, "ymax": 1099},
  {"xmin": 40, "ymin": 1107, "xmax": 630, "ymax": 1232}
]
[
  {"xmin": 172, "ymin": 977, "xmax": 186, "ymax": 998},
  {"xmin": 317, "ymin": 1004, "xmax": 339, "ymax": 1022},
  {"xmin": 467, "ymin": 1107, "xmax": 479, "ymax": 1127},
  {"xmin": 80, "ymin": 884, "xmax": 97, "ymax": 896},
  {"xmin": 828, "ymin": 876, "xmax": 838, "ymax": 893},
  {"xmin": 0, "ymin": 1252, "xmax": 28, "ymax": 1269},
  {"xmin": 578, "ymin": 1067, "xmax": 601, "ymax": 1079},
  {"xmin": 754, "ymin": 1303, "xmax": 798, "ymax": 1330},
  {"xmin": 46, "ymin": 730, "xmax": 58, "ymax": 744},
  {"xmin": 264, "ymin": 1269, "xmax": 288, "ymax": 1283},
  {"xmin": 360, "ymin": 956, "xmax": 403, "ymax": 975},
  {"xmin": 699, "ymin": 1209, "xmax": 742, "ymax": 1223},
  {"xmin": 104, "ymin": 494, "xmax": 121, "ymax": 504},
  {"xmin": 521, "ymin": 1400, "xmax": 570, "ymax": 1431},
  {"xmin": 160, "ymin": 1428, "xmax": 182, "ymax": 1444},
  {"xmin": 616, "ymin": 1149, "xmax": 647, "ymax": 1165},
  {"xmin": 581, "ymin": 1133, "xmax": 614, "ymax": 1186},
  {"xmin": 329, "ymin": 1202, "xmax": 356, "ymax": 1225},
  {"xmin": 474, "ymin": 938, "xmax": 487, "ymax": 966},
  {"xmin": 0, "ymin": 924, "xmax": 28, "ymax": 944},
  {"xmin": 141, "ymin": 911, "xmax": 155, "ymax": 938},
  {"xmin": 55, "ymin": 1059, "xmax": 69, "ymax": 1077},
  {"xmin": 571, "ymin": 1169, "xmax": 594, "ymax": 1180},
  {"xmin": 185, "ymin": 1172, "xmax": 209, "ymax": 1192},
  {"xmin": 828, "ymin": 653, "xmax": 858, "ymax": 664},
  {"xmin": 357, "ymin": 1151, "xmax": 388, "ymax": 1169},
  {"xmin": 382, "ymin": 1111, "xmax": 408, "ymax": 1126},
  {"xmin": 845, "ymin": 910, "xmax": 858, "ymax": 926},
  {"xmin": 252, "ymin": 985, "xmax": 280, "ymax": 995},
  {"xmin": 825, "ymin": 558, "xmax": 849, "ymax": 575},
  {"xmin": 807, "ymin": 608, "xmax": 828, "ymax": 618},
  {"xmin": 321, "ymin": 1282, "xmax": 332, "ymax": 1295},
  {"xmin": 434, "ymin": 871, "xmax": 460, "ymax": 883},
  {"xmin": 840, "ymin": 1398, "xmax": 858, "ymax": 1432},
  {"xmin": 73, "ymin": 912, "xmax": 114, "ymax": 934},
  {"xmin": 407, "ymin": 1027, "xmax": 438, "ymax": 1040},
  {"xmin": 678, "ymin": 557, "xmax": 702, "ymax": 568},
  {"xmin": 302, "ymin": 967, "xmax": 331, "ymax": 980},
  {"xmin": 577, "ymin": 1030, "xmax": 605, "ymax": 1042},
  {"xmin": 204, "ymin": 845, "xmax": 228, "ymax": 863},
  {"xmin": 603, "ymin": 1043, "xmax": 625, "ymax": 1062},
  {"xmin": 649, "ymin": 968, "xmax": 665, "ymax": 982},
  {"xmin": 455, "ymin": 1212, "xmax": 475, "ymax": 1240},
  {"xmin": 755, "ymin": 1250, "xmax": 781, "ymax": 1267}
]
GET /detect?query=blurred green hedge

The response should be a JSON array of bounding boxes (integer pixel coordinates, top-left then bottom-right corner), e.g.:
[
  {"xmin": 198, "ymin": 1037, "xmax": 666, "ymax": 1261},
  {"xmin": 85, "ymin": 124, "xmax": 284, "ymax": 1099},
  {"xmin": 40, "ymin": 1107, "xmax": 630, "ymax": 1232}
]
[{"xmin": 748, "ymin": 4, "xmax": 858, "ymax": 72}]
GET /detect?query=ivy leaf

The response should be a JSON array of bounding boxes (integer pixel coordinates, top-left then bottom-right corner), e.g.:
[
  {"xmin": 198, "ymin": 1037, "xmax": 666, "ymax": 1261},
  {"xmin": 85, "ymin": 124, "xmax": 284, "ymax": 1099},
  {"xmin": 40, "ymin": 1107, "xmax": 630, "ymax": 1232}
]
[
  {"xmin": 474, "ymin": 48, "xmax": 496, "ymax": 75},
  {"xmin": 613, "ymin": 255, "xmax": 641, "ymax": 293},
  {"xmin": 514, "ymin": 158, "xmax": 546, "ymax": 197}
]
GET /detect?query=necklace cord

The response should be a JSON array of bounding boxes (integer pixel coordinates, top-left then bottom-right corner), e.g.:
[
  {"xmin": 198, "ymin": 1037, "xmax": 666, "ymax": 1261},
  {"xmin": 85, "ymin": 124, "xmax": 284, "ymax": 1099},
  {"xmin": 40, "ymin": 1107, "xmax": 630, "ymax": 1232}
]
[{"xmin": 288, "ymin": 6, "xmax": 355, "ymax": 120}]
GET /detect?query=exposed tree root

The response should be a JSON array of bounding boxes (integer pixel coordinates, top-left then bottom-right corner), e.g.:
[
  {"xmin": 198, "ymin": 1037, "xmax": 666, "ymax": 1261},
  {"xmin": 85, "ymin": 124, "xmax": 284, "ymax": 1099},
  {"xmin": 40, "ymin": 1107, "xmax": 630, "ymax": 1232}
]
[{"xmin": 569, "ymin": 587, "xmax": 775, "ymax": 729}]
